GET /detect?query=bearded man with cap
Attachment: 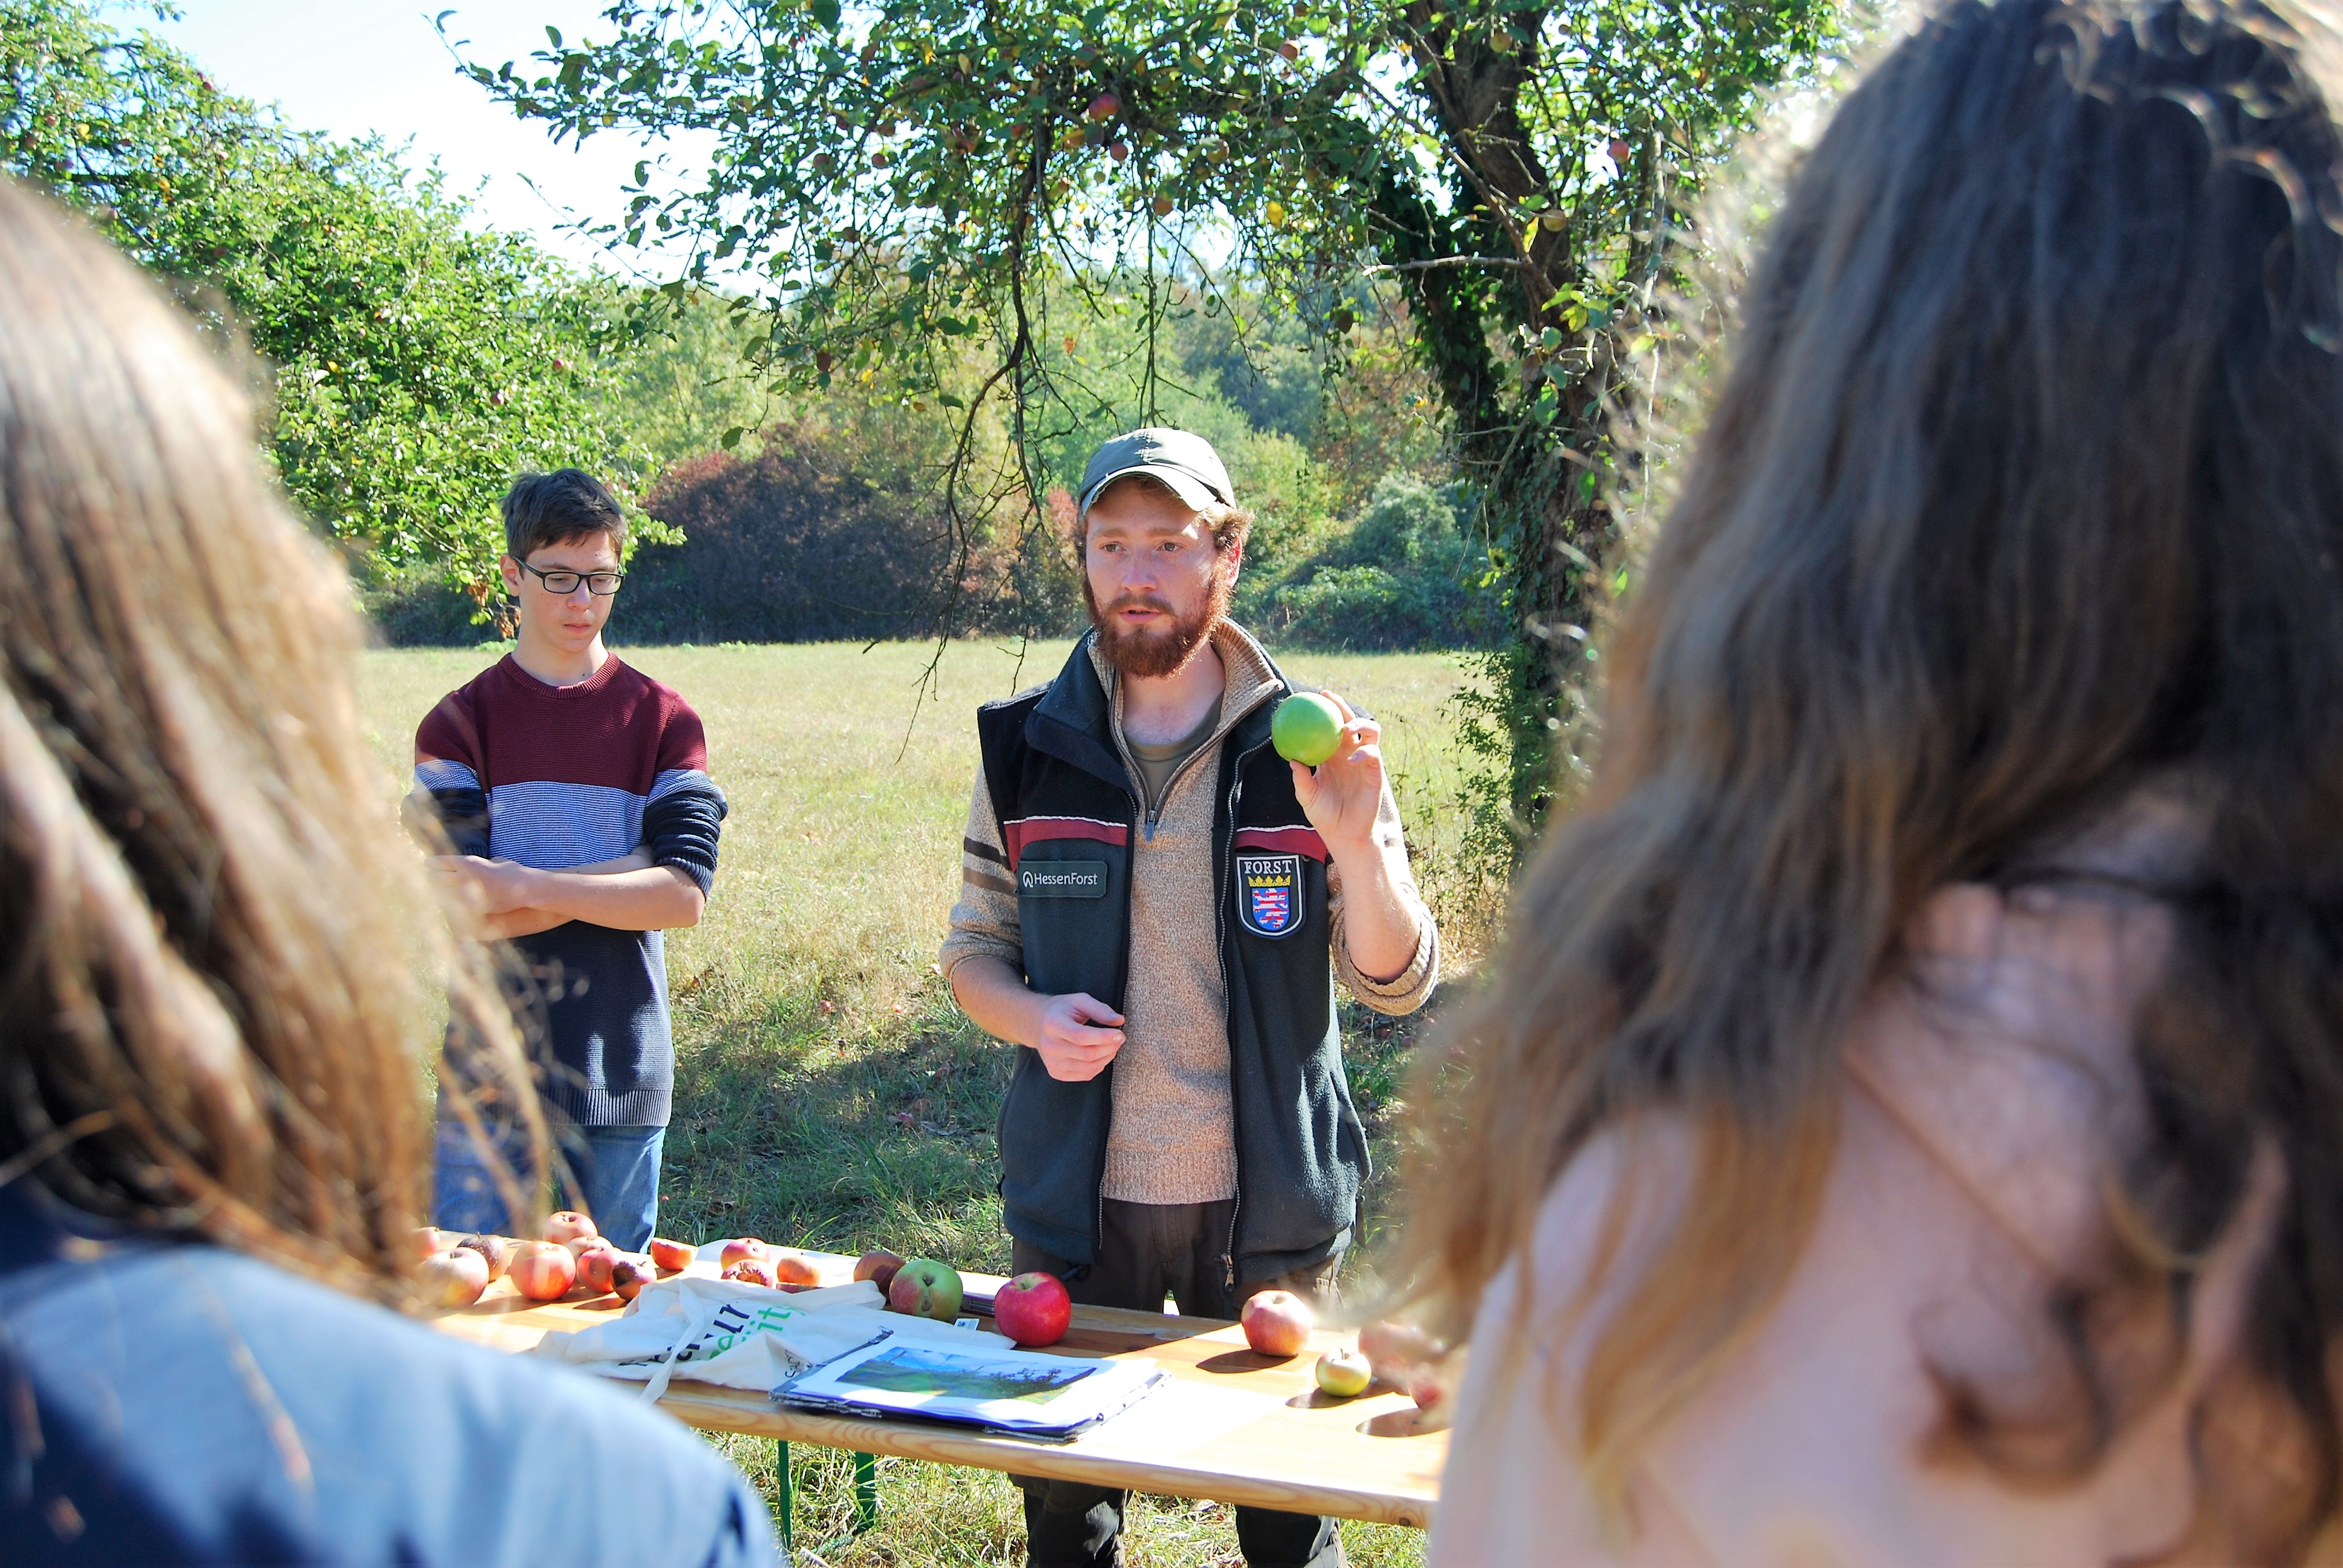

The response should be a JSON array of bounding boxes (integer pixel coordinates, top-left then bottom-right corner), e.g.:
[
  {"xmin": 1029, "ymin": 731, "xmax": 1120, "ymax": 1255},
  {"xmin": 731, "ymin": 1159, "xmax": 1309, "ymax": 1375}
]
[{"xmin": 942, "ymin": 428, "xmax": 1440, "ymax": 1568}]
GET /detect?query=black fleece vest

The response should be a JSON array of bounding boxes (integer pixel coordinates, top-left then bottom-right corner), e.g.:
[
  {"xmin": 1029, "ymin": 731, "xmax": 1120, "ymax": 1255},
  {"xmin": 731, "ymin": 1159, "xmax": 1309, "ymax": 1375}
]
[{"xmin": 974, "ymin": 636, "xmax": 1369, "ymax": 1286}]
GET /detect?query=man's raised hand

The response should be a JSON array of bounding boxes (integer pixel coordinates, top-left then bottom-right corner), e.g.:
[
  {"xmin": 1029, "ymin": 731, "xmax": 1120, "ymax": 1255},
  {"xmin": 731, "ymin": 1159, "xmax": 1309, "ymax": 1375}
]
[{"xmin": 1290, "ymin": 691, "xmax": 1387, "ymax": 852}]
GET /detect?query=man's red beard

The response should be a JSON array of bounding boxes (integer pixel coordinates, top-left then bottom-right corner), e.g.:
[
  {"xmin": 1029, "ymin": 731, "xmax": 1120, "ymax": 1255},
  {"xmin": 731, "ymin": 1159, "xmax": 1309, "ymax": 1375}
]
[{"xmin": 1084, "ymin": 560, "xmax": 1236, "ymax": 679}]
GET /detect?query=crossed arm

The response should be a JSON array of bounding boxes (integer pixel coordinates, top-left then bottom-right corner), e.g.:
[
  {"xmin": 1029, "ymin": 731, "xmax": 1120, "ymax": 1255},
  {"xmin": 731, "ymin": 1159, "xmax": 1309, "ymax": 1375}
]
[{"xmin": 433, "ymin": 849, "xmax": 706, "ymax": 938}]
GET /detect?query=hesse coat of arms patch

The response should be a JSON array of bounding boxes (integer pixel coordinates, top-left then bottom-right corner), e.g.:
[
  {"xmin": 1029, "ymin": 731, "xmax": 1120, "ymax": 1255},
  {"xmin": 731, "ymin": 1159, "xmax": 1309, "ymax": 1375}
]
[{"xmin": 1236, "ymin": 853, "xmax": 1304, "ymax": 937}]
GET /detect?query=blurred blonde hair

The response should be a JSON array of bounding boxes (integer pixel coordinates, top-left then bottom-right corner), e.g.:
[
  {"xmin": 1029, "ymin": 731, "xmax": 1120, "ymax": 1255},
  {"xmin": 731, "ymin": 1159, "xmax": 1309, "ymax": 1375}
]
[
  {"xmin": 0, "ymin": 178, "xmax": 544, "ymax": 1296},
  {"xmin": 1387, "ymin": 0, "xmax": 2343, "ymax": 1554}
]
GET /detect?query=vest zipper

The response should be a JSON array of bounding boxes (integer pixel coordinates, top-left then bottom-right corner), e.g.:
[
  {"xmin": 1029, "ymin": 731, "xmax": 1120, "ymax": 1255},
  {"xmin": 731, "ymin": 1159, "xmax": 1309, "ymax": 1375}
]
[
  {"xmin": 1106, "ymin": 660, "xmax": 1279, "ymax": 1290},
  {"xmin": 1099, "ymin": 779, "xmax": 1139, "ymax": 1264},
  {"xmin": 1218, "ymin": 729, "xmax": 1273, "ymax": 1293}
]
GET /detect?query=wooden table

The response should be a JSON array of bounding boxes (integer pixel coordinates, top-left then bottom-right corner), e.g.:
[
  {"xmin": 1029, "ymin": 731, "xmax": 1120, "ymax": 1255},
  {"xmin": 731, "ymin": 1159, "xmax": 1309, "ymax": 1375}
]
[{"xmin": 434, "ymin": 1248, "xmax": 1447, "ymax": 1534}]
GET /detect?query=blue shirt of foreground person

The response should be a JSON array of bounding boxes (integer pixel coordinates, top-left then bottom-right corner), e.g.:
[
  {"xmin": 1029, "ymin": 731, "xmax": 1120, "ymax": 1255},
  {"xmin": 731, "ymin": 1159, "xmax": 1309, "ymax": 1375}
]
[{"xmin": 0, "ymin": 1180, "xmax": 779, "ymax": 1566}]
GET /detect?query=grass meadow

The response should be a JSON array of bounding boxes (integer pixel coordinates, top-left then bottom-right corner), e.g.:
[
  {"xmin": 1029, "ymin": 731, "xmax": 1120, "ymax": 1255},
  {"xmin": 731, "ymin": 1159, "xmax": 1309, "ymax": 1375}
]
[{"xmin": 359, "ymin": 639, "xmax": 1490, "ymax": 1567}]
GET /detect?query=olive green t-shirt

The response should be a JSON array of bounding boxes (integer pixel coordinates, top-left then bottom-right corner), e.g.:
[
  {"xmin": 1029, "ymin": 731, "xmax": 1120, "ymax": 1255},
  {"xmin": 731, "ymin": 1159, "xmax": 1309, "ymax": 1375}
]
[{"xmin": 1124, "ymin": 701, "xmax": 1222, "ymax": 817}]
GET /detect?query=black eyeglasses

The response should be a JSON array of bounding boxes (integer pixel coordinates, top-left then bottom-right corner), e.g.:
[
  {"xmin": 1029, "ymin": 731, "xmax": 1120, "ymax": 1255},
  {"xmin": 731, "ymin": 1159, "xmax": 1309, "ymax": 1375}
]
[{"xmin": 516, "ymin": 560, "xmax": 625, "ymax": 596}]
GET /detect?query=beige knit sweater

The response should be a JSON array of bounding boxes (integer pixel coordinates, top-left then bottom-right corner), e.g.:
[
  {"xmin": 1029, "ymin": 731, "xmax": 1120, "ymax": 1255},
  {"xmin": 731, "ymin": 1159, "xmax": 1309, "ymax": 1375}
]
[{"xmin": 941, "ymin": 624, "xmax": 1440, "ymax": 1205}]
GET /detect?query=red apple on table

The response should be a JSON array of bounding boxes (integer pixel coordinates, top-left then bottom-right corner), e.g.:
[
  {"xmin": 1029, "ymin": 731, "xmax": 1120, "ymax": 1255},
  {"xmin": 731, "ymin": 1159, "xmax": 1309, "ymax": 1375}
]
[
  {"xmin": 1240, "ymin": 1290, "xmax": 1316, "ymax": 1358},
  {"xmin": 572, "ymin": 1241, "xmax": 619, "ymax": 1295},
  {"xmin": 418, "ymin": 1246, "xmax": 490, "ymax": 1308},
  {"xmin": 457, "ymin": 1233, "xmax": 513, "ymax": 1281},
  {"xmin": 992, "ymin": 1272, "xmax": 1072, "ymax": 1347},
  {"xmin": 509, "ymin": 1240, "xmax": 578, "ymax": 1301},
  {"xmin": 770, "ymin": 1250, "xmax": 822, "ymax": 1289},
  {"xmin": 543, "ymin": 1210, "xmax": 597, "ymax": 1245},
  {"xmin": 611, "ymin": 1256, "xmax": 655, "ymax": 1302},
  {"xmin": 853, "ymin": 1249, "xmax": 905, "ymax": 1292},
  {"xmin": 412, "ymin": 1226, "xmax": 450, "ymax": 1260},
  {"xmin": 648, "ymin": 1236, "xmax": 696, "ymax": 1273},
  {"xmin": 887, "ymin": 1258, "xmax": 964, "ymax": 1322},
  {"xmin": 719, "ymin": 1237, "xmax": 768, "ymax": 1270}
]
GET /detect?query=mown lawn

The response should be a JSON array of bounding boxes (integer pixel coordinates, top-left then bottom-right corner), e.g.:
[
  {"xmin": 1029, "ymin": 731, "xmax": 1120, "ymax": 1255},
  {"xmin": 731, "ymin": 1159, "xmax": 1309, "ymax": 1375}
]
[{"xmin": 359, "ymin": 638, "xmax": 1486, "ymax": 1567}]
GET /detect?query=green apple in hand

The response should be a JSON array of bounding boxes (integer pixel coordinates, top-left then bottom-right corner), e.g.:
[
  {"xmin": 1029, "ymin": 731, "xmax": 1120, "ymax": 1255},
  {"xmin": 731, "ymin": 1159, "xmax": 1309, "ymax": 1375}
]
[{"xmin": 1272, "ymin": 693, "xmax": 1345, "ymax": 768}]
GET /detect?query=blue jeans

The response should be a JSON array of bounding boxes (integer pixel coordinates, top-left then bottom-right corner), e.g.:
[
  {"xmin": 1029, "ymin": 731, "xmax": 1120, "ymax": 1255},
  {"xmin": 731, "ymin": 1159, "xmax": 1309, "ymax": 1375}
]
[{"xmin": 433, "ymin": 1122, "xmax": 667, "ymax": 1253}]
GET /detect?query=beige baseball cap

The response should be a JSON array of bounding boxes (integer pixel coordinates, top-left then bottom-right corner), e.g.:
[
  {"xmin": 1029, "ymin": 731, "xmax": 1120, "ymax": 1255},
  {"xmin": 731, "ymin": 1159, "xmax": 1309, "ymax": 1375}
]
[{"xmin": 1076, "ymin": 426, "xmax": 1235, "ymax": 521}]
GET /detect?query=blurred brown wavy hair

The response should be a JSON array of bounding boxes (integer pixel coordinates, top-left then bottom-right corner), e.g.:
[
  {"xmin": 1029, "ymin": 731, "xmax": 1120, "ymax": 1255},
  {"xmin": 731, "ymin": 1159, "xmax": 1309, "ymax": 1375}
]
[
  {"xmin": 0, "ymin": 179, "xmax": 544, "ymax": 1296},
  {"xmin": 1387, "ymin": 0, "xmax": 2343, "ymax": 1552}
]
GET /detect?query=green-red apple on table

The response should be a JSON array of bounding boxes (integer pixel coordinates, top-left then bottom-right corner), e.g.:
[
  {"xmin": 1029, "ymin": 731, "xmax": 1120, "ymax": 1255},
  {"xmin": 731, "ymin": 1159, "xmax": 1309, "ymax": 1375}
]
[{"xmin": 888, "ymin": 1258, "xmax": 964, "ymax": 1322}]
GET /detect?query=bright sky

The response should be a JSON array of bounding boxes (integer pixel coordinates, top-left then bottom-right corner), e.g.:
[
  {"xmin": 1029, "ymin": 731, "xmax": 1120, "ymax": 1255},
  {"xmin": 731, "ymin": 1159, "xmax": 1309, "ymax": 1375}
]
[{"xmin": 145, "ymin": 1, "xmax": 709, "ymax": 277}]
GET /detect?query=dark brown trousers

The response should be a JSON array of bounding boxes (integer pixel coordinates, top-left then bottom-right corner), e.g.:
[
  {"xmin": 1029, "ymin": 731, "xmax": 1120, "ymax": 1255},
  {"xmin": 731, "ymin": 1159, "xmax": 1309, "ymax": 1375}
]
[{"xmin": 1007, "ymin": 1197, "xmax": 1344, "ymax": 1568}]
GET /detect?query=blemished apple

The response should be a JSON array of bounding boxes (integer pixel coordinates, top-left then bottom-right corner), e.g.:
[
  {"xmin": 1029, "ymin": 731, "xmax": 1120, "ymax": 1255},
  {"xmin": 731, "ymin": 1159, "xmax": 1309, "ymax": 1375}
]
[
  {"xmin": 770, "ymin": 1251, "xmax": 822, "ymax": 1289},
  {"xmin": 1240, "ymin": 1289, "xmax": 1316, "ymax": 1357},
  {"xmin": 1270, "ymin": 693, "xmax": 1345, "ymax": 768},
  {"xmin": 721, "ymin": 1258, "xmax": 776, "ymax": 1289},
  {"xmin": 573, "ymin": 1242, "xmax": 619, "ymax": 1295},
  {"xmin": 456, "ymin": 1233, "xmax": 513, "ymax": 1282},
  {"xmin": 611, "ymin": 1257, "xmax": 655, "ymax": 1302},
  {"xmin": 1314, "ymin": 1347, "xmax": 1372, "ymax": 1398},
  {"xmin": 509, "ymin": 1240, "xmax": 578, "ymax": 1301},
  {"xmin": 647, "ymin": 1236, "xmax": 696, "ymax": 1273},
  {"xmin": 992, "ymin": 1272, "xmax": 1072, "ymax": 1348},
  {"xmin": 418, "ymin": 1246, "xmax": 490, "ymax": 1308},
  {"xmin": 887, "ymin": 1258, "xmax": 964, "ymax": 1322},
  {"xmin": 718, "ymin": 1237, "xmax": 768, "ymax": 1270},
  {"xmin": 853, "ymin": 1249, "xmax": 905, "ymax": 1292},
  {"xmin": 543, "ymin": 1210, "xmax": 597, "ymax": 1245}
]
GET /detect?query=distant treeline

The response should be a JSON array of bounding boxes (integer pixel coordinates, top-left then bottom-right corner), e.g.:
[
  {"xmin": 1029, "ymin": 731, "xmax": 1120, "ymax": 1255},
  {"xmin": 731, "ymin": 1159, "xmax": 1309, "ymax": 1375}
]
[{"xmin": 370, "ymin": 429, "xmax": 1498, "ymax": 654}]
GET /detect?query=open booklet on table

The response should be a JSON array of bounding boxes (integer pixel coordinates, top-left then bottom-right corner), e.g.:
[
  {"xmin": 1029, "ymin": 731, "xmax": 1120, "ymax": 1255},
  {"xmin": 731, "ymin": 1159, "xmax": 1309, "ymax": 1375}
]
[
  {"xmin": 779, "ymin": 1330, "xmax": 1168, "ymax": 1441},
  {"xmin": 534, "ymin": 1273, "xmax": 1168, "ymax": 1440}
]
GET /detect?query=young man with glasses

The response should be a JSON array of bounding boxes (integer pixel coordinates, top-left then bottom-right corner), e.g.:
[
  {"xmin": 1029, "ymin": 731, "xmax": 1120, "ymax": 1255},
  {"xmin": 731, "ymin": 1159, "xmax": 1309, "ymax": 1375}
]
[{"xmin": 410, "ymin": 469, "xmax": 726, "ymax": 1250}]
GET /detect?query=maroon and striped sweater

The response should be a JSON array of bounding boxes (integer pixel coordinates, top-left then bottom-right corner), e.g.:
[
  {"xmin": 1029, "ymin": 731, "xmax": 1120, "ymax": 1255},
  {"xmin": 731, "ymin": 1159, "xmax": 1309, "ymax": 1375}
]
[{"xmin": 415, "ymin": 655, "xmax": 726, "ymax": 1128}]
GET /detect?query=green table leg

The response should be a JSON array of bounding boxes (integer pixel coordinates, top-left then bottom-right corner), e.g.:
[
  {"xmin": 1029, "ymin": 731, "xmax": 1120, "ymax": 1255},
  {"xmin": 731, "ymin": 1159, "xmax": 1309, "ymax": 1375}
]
[
  {"xmin": 854, "ymin": 1451, "xmax": 879, "ymax": 1531},
  {"xmin": 777, "ymin": 1440, "xmax": 793, "ymax": 1550}
]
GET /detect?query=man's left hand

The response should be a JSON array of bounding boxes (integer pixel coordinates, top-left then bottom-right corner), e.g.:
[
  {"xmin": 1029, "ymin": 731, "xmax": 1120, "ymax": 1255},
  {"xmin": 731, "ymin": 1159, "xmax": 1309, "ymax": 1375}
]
[{"xmin": 1290, "ymin": 691, "xmax": 1385, "ymax": 854}]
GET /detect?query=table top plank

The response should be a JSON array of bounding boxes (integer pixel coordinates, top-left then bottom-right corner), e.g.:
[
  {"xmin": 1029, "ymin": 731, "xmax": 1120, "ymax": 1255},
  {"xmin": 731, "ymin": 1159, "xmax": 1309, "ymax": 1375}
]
[{"xmin": 433, "ymin": 1250, "xmax": 1446, "ymax": 1527}]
